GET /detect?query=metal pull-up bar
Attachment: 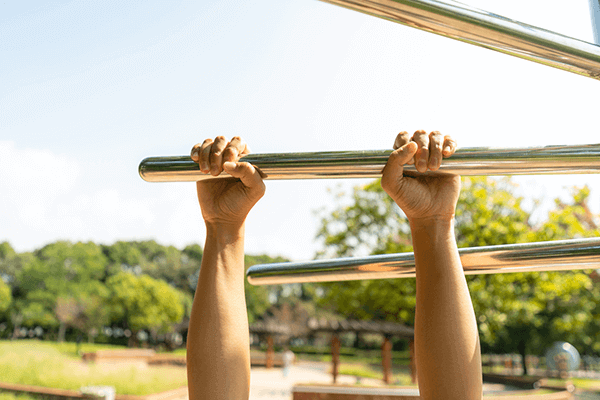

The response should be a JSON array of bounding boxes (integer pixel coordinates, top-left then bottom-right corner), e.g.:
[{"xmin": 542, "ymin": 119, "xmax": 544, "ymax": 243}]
[
  {"xmin": 319, "ymin": 0, "xmax": 600, "ymax": 79},
  {"xmin": 139, "ymin": 144, "xmax": 600, "ymax": 183},
  {"xmin": 246, "ymin": 238, "xmax": 600, "ymax": 285}
]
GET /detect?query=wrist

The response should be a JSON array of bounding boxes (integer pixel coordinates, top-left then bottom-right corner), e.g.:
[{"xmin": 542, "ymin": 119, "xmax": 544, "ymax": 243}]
[
  {"xmin": 203, "ymin": 221, "xmax": 246, "ymax": 278},
  {"xmin": 205, "ymin": 221, "xmax": 245, "ymax": 245},
  {"xmin": 409, "ymin": 217, "xmax": 456, "ymax": 248}
]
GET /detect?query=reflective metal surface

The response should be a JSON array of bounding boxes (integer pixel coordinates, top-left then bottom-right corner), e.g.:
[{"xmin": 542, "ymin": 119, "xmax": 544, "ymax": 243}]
[
  {"xmin": 319, "ymin": 0, "xmax": 600, "ymax": 79},
  {"xmin": 590, "ymin": 0, "xmax": 600, "ymax": 45},
  {"xmin": 246, "ymin": 238, "xmax": 600, "ymax": 285},
  {"xmin": 139, "ymin": 143, "xmax": 600, "ymax": 182}
]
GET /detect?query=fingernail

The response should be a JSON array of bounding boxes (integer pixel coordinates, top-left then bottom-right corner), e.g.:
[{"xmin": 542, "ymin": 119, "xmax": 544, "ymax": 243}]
[
  {"xmin": 417, "ymin": 159, "xmax": 427, "ymax": 170},
  {"xmin": 223, "ymin": 162, "xmax": 235, "ymax": 170},
  {"xmin": 444, "ymin": 146, "xmax": 451, "ymax": 153},
  {"xmin": 191, "ymin": 149, "xmax": 199, "ymax": 161},
  {"xmin": 431, "ymin": 156, "xmax": 439, "ymax": 166},
  {"xmin": 201, "ymin": 162, "xmax": 209, "ymax": 172}
]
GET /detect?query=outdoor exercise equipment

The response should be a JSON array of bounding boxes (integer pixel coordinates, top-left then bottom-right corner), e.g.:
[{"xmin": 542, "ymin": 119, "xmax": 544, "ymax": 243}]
[{"xmin": 139, "ymin": 0, "xmax": 600, "ymax": 285}]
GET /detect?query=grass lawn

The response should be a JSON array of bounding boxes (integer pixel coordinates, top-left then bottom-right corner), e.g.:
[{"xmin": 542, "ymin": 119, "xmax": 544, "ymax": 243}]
[
  {"xmin": 337, "ymin": 362, "xmax": 415, "ymax": 386},
  {"xmin": 0, "ymin": 394, "xmax": 38, "ymax": 400},
  {"xmin": 544, "ymin": 377, "xmax": 600, "ymax": 391},
  {"xmin": 0, "ymin": 340, "xmax": 187, "ymax": 396}
]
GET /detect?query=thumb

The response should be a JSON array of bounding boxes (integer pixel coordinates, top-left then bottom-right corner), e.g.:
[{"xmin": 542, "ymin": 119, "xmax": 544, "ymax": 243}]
[
  {"xmin": 223, "ymin": 161, "xmax": 265, "ymax": 192},
  {"xmin": 381, "ymin": 142, "xmax": 418, "ymax": 197},
  {"xmin": 382, "ymin": 142, "xmax": 418, "ymax": 178}
]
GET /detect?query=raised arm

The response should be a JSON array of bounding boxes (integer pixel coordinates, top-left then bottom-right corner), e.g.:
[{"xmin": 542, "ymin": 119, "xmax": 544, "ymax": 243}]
[
  {"xmin": 186, "ymin": 136, "xmax": 265, "ymax": 400},
  {"xmin": 381, "ymin": 131, "xmax": 482, "ymax": 400}
]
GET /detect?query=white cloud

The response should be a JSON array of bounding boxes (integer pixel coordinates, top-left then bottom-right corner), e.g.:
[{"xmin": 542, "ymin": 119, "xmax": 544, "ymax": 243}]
[
  {"xmin": 0, "ymin": 141, "xmax": 80, "ymax": 224},
  {"xmin": 0, "ymin": 142, "xmax": 161, "ymax": 251}
]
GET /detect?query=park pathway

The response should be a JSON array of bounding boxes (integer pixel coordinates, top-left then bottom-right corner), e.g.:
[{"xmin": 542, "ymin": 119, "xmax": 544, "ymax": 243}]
[
  {"xmin": 249, "ymin": 361, "xmax": 409, "ymax": 400},
  {"xmin": 248, "ymin": 361, "xmax": 517, "ymax": 400}
]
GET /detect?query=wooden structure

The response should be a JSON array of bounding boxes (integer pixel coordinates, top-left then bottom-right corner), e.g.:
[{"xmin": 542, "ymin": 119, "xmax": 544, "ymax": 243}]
[
  {"xmin": 82, "ymin": 349, "xmax": 156, "ymax": 364},
  {"xmin": 307, "ymin": 318, "xmax": 415, "ymax": 384},
  {"xmin": 292, "ymin": 385, "xmax": 575, "ymax": 400},
  {"xmin": 0, "ymin": 381, "xmax": 188, "ymax": 400},
  {"xmin": 249, "ymin": 319, "xmax": 291, "ymax": 368}
]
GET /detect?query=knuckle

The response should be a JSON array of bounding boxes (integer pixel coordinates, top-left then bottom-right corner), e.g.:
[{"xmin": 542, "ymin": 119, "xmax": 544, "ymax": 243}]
[
  {"xmin": 222, "ymin": 147, "xmax": 238, "ymax": 160},
  {"xmin": 202, "ymin": 138, "xmax": 213, "ymax": 145},
  {"xmin": 238, "ymin": 162, "xmax": 252, "ymax": 172},
  {"xmin": 413, "ymin": 130, "xmax": 429, "ymax": 144}
]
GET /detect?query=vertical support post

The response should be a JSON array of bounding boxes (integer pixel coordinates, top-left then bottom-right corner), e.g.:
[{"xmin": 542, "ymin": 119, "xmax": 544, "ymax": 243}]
[
  {"xmin": 266, "ymin": 335, "xmax": 274, "ymax": 368},
  {"xmin": 382, "ymin": 336, "xmax": 392, "ymax": 384},
  {"xmin": 409, "ymin": 339, "xmax": 417, "ymax": 385},
  {"xmin": 331, "ymin": 334, "xmax": 341, "ymax": 384},
  {"xmin": 590, "ymin": 0, "xmax": 600, "ymax": 44}
]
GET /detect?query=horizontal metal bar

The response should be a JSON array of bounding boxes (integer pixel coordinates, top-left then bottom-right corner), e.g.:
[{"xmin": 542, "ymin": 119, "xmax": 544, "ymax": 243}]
[
  {"xmin": 139, "ymin": 143, "xmax": 600, "ymax": 182},
  {"xmin": 319, "ymin": 0, "xmax": 600, "ymax": 80},
  {"xmin": 246, "ymin": 238, "xmax": 600, "ymax": 285}
]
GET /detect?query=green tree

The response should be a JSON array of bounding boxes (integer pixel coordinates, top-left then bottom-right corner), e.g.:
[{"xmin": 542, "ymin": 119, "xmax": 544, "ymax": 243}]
[
  {"xmin": 0, "ymin": 278, "xmax": 11, "ymax": 314},
  {"xmin": 244, "ymin": 254, "xmax": 287, "ymax": 324},
  {"xmin": 315, "ymin": 177, "xmax": 600, "ymax": 368},
  {"xmin": 0, "ymin": 242, "xmax": 17, "ymax": 283},
  {"xmin": 17, "ymin": 241, "xmax": 109, "ymax": 339},
  {"xmin": 103, "ymin": 241, "xmax": 202, "ymax": 295},
  {"xmin": 55, "ymin": 281, "xmax": 110, "ymax": 343},
  {"xmin": 106, "ymin": 271, "xmax": 185, "ymax": 346}
]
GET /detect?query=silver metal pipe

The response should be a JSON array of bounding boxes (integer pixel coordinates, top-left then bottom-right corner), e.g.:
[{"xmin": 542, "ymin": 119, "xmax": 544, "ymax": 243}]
[
  {"xmin": 139, "ymin": 143, "xmax": 600, "ymax": 182},
  {"xmin": 590, "ymin": 0, "xmax": 600, "ymax": 45},
  {"xmin": 246, "ymin": 238, "xmax": 600, "ymax": 285},
  {"xmin": 319, "ymin": 0, "xmax": 600, "ymax": 80}
]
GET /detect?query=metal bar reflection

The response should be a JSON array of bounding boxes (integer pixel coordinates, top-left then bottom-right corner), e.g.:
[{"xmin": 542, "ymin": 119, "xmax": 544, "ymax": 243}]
[
  {"xmin": 139, "ymin": 143, "xmax": 600, "ymax": 182},
  {"xmin": 319, "ymin": 0, "xmax": 600, "ymax": 80},
  {"xmin": 246, "ymin": 238, "xmax": 600, "ymax": 285}
]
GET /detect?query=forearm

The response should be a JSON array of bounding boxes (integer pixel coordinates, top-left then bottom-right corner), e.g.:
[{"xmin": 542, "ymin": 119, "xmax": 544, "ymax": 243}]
[
  {"xmin": 187, "ymin": 222, "xmax": 250, "ymax": 400},
  {"xmin": 411, "ymin": 218, "xmax": 482, "ymax": 400}
]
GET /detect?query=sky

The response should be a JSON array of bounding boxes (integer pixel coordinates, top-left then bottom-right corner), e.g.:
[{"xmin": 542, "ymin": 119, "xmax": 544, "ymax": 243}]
[{"xmin": 1, "ymin": 0, "xmax": 599, "ymax": 262}]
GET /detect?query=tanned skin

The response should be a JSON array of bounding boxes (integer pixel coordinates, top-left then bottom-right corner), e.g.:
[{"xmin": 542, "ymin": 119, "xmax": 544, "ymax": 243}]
[{"xmin": 186, "ymin": 132, "xmax": 482, "ymax": 400}]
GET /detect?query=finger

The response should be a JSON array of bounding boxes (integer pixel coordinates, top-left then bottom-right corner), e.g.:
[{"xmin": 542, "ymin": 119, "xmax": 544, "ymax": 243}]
[
  {"xmin": 393, "ymin": 131, "xmax": 414, "ymax": 165},
  {"xmin": 428, "ymin": 131, "xmax": 444, "ymax": 171},
  {"xmin": 190, "ymin": 143, "xmax": 202, "ymax": 162},
  {"xmin": 223, "ymin": 162, "xmax": 266, "ymax": 200},
  {"xmin": 222, "ymin": 136, "xmax": 250, "ymax": 162},
  {"xmin": 412, "ymin": 130, "xmax": 429, "ymax": 173},
  {"xmin": 381, "ymin": 141, "xmax": 418, "ymax": 185},
  {"xmin": 209, "ymin": 136, "xmax": 228, "ymax": 176},
  {"xmin": 197, "ymin": 139, "xmax": 213, "ymax": 173},
  {"xmin": 442, "ymin": 135, "xmax": 458, "ymax": 157}
]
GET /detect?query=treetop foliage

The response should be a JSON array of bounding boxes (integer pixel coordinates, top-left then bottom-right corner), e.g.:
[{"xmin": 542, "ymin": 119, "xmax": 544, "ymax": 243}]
[{"xmin": 0, "ymin": 238, "xmax": 285, "ymax": 344}]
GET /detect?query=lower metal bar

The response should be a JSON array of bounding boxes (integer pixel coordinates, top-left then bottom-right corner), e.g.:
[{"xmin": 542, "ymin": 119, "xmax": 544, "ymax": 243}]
[
  {"xmin": 319, "ymin": 0, "xmax": 600, "ymax": 79},
  {"xmin": 139, "ymin": 143, "xmax": 600, "ymax": 182},
  {"xmin": 246, "ymin": 238, "xmax": 600, "ymax": 285}
]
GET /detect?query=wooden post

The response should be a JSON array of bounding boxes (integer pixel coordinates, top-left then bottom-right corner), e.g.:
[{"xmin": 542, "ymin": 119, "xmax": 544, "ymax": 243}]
[
  {"xmin": 382, "ymin": 336, "xmax": 392, "ymax": 384},
  {"xmin": 409, "ymin": 339, "xmax": 417, "ymax": 385},
  {"xmin": 331, "ymin": 334, "xmax": 341, "ymax": 384},
  {"xmin": 266, "ymin": 335, "xmax": 274, "ymax": 368}
]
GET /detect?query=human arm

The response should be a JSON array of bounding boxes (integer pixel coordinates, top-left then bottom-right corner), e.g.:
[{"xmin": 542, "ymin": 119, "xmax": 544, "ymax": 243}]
[
  {"xmin": 186, "ymin": 136, "xmax": 265, "ymax": 400},
  {"xmin": 381, "ymin": 131, "xmax": 482, "ymax": 400}
]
